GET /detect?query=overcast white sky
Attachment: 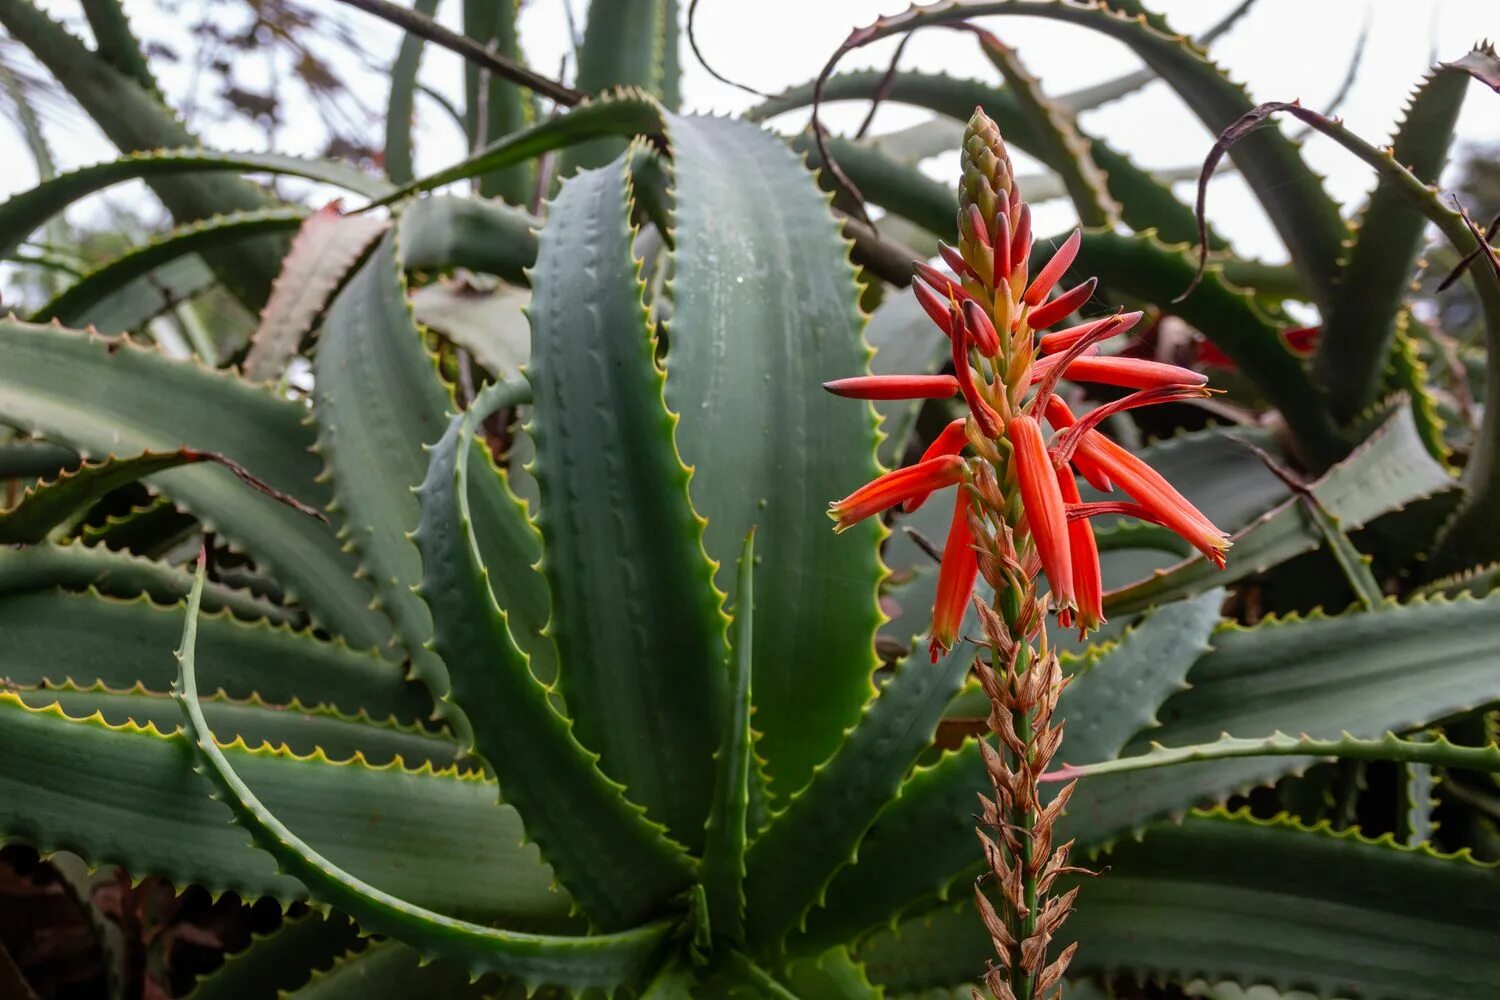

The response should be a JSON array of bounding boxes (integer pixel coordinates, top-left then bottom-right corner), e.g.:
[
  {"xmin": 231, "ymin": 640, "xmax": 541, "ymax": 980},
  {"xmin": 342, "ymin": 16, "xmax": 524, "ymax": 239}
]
[{"xmin": 4, "ymin": 0, "xmax": 1497, "ymax": 265}]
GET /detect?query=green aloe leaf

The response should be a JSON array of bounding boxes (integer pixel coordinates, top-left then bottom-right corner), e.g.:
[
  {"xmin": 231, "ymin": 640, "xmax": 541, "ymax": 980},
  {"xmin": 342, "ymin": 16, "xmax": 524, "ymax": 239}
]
[
  {"xmin": 312, "ymin": 230, "xmax": 461, "ymax": 711},
  {"xmin": 378, "ymin": 92, "xmax": 665, "ymax": 205},
  {"xmin": 398, "ymin": 195, "xmax": 539, "ymax": 286},
  {"xmin": 743, "ymin": 635, "xmax": 977, "ymax": 950},
  {"xmin": 793, "ymin": 590, "xmax": 1224, "ymax": 954},
  {"xmin": 384, "ymin": 0, "xmax": 441, "ymax": 187},
  {"xmin": 701, "ymin": 531, "xmax": 757, "ymax": 944},
  {"xmin": 0, "ymin": 319, "xmax": 388, "ymax": 648},
  {"xmin": 0, "ymin": 448, "xmax": 248, "ymax": 544},
  {"xmin": 1051, "ymin": 730, "xmax": 1500, "ymax": 782},
  {"xmin": 526, "ymin": 151, "xmax": 726, "ymax": 848},
  {"xmin": 174, "ymin": 561, "xmax": 674, "ymax": 990},
  {"xmin": 0, "ymin": 588, "xmax": 429, "ymax": 724},
  {"xmin": 0, "ymin": 693, "xmax": 570, "ymax": 925},
  {"xmin": 282, "ymin": 939, "xmax": 495, "ymax": 999},
  {"xmin": 1105, "ymin": 404, "xmax": 1455, "ymax": 615},
  {"xmin": 186, "ymin": 912, "xmax": 361, "ymax": 1000},
  {"xmin": 31, "ymin": 208, "xmax": 310, "ymax": 331},
  {"xmin": 794, "ymin": 133, "xmax": 955, "ymax": 237},
  {"xmin": 857, "ymin": 811, "xmax": 1500, "ymax": 1000},
  {"xmin": 242, "ymin": 205, "xmax": 390, "ymax": 382},
  {"xmin": 0, "ymin": 542, "xmax": 290, "ymax": 623},
  {"xmin": 13, "ymin": 682, "xmax": 457, "ymax": 768},
  {"xmin": 0, "ymin": 148, "xmax": 390, "ymax": 262},
  {"xmin": 52, "ymin": 254, "xmax": 217, "ymax": 337},
  {"xmin": 663, "ymin": 112, "xmax": 885, "ymax": 800},
  {"xmin": 416, "ymin": 379, "xmax": 695, "ymax": 929},
  {"xmin": 1315, "ymin": 58, "xmax": 1473, "ymax": 423},
  {"xmin": 0, "ymin": 439, "xmax": 76, "ymax": 478}
]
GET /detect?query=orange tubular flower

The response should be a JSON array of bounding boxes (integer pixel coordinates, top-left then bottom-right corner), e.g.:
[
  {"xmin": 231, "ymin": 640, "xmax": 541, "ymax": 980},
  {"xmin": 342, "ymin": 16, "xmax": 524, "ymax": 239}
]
[
  {"xmin": 929, "ymin": 489, "xmax": 979, "ymax": 662},
  {"xmin": 905, "ymin": 418, "xmax": 972, "ymax": 512},
  {"xmin": 1008, "ymin": 415, "xmax": 1074, "ymax": 614},
  {"xmin": 828, "ymin": 455, "xmax": 965, "ymax": 533},
  {"xmin": 1056, "ymin": 470, "xmax": 1104, "ymax": 636},
  {"xmin": 823, "ymin": 374, "xmax": 960, "ymax": 400}
]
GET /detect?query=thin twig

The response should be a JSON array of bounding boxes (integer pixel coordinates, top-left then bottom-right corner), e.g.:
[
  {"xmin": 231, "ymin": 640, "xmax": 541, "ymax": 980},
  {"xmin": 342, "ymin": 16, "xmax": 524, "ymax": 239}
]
[
  {"xmin": 332, "ymin": 0, "xmax": 583, "ymax": 107},
  {"xmin": 854, "ymin": 32, "xmax": 915, "ymax": 139},
  {"xmin": 686, "ymin": 0, "xmax": 770, "ymax": 99}
]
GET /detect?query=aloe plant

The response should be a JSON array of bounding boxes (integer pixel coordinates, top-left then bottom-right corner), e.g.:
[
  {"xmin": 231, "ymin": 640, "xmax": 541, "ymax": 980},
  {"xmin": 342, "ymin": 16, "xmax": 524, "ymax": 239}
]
[{"xmin": 2, "ymin": 1, "xmax": 1500, "ymax": 998}]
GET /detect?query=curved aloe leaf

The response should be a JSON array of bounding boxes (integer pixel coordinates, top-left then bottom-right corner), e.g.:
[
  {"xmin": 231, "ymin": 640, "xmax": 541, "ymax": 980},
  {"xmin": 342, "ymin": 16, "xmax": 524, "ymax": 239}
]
[
  {"xmin": 701, "ymin": 531, "xmax": 756, "ymax": 944},
  {"xmin": 378, "ymin": 92, "xmax": 665, "ymax": 205},
  {"xmin": 416, "ymin": 379, "xmax": 695, "ymax": 929},
  {"xmin": 792, "ymin": 590, "xmax": 1224, "ymax": 954},
  {"xmin": 1106, "ymin": 404, "xmax": 1454, "ymax": 615},
  {"xmin": 564, "ymin": 0, "xmax": 670, "ymax": 171},
  {"xmin": 282, "ymin": 939, "xmax": 495, "ymax": 998},
  {"xmin": 0, "ymin": 439, "xmax": 77, "ymax": 478},
  {"xmin": 0, "ymin": 319, "xmax": 388, "ymax": 648},
  {"xmin": 0, "ymin": 448, "xmax": 253, "ymax": 544},
  {"xmin": 176, "ymin": 554, "xmax": 673, "ymax": 989},
  {"xmin": 31, "ymin": 209, "xmax": 309, "ymax": 330},
  {"xmin": 664, "ymin": 112, "xmax": 885, "ymax": 799},
  {"xmin": 0, "ymin": 694, "xmax": 570, "ymax": 925},
  {"xmin": 1315, "ymin": 58, "xmax": 1474, "ymax": 422},
  {"xmin": 794, "ymin": 133, "xmax": 955, "ymax": 237},
  {"xmin": 0, "ymin": 148, "xmax": 391, "ymax": 261},
  {"xmin": 749, "ymin": 69, "xmax": 1218, "ymax": 249},
  {"xmin": 858, "ymin": 811, "xmax": 1500, "ymax": 1000},
  {"xmin": 743, "ymin": 634, "xmax": 977, "ymax": 950},
  {"xmin": 242, "ymin": 205, "xmax": 390, "ymax": 382},
  {"xmin": 186, "ymin": 911, "xmax": 361, "ymax": 1000},
  {"xmin": 1051, "ymin": 730, "xmax": 1500, "ymax": 782},
  {"xmin": 0, "ymin": 588, "xmax": 428, "ymax": 723},
  {"xmin": 834, "ymin": 1, "xmax": 1348, "ymax": 304},
  {"xmin": 15, "ymin": 682, "xmax": 457, "ymax": 768},
  {"xmin": 527, "ymin": 151, "xmax": 726, "ymax": 848},
  {"xmin": 57, "ymin": 255, "xmax": 217, "ymax": 337},
  {"xmin": 0, "ymin": 542, "xmax": 289, "ymax": 622},
  {"xmin": 398, "ymin": 195, "xmax": 539, "ymax": 286}
]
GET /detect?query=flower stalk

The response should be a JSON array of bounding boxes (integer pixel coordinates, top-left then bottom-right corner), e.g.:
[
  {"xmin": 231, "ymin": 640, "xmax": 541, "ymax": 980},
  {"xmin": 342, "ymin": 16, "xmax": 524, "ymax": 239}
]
[{"xmin": 824, "ymin": 107, "xmax": 1230, "ymax": 997}]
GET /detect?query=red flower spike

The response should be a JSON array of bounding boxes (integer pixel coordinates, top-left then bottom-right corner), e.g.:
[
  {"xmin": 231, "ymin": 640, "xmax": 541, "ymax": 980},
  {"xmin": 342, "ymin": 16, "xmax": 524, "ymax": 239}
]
[
  {"xmin": 1056, "ymin": 470, "xmax": 1104, "ymax": 636},
  {"xmin": 992, "ymin": 212, "xmax": 1012, "ymax": 289},
  {"xmin": 929, "ymin": 488, "xmax": 979, "ymax": 662},
  {"xmin": 823, "ymin": 374, "xmax": 960, "ymax": 400},
  {"xmin": 1076, "ymin": 432, "xmax": 1229, "ymax": 566},
  {"xmin": 1007, "ymin": 415, "xmax": 1075, "ymax": 612},
  {"xmin": 1032, "ymin": 355, "xmax": 1209, "ymax": 391},
  {"xmin": 1023, "ymin": 229, "xmax": 1082, "ymax": 307},
  {"xmin": 1025, "ymin": 277, "xmax": 1098, "ymax": 331},
  {"xmin": 938, "ymin": 242, "xmax": 981, "ymax": 283},
  {"xmin": 1039, "ymin": 311, "xmax": 1144, "ymax": 355},
  {"xmin": 905, "ymin": 418, "xmax": 971, "ymax": 512},
  {"xmin": 1042, "ymin": 396, "xmax": 1112, "ymax": 492},
  {"xmin": 966, "ymin": 203, "xmax": 992, "ymax": 248},
  {"xmin": 950, "ymin": 303, "xmax": 1004, "ymax": 436},
  {"xmin": 961, "ymin": 299, "xmax": 1002, "ymax": 357},
  {"xmin": 828, "ymin": 455, "xmax": 966, "ymax": 533},
  {"xmin": 915, "ymin": 262, "xmax": 976, "ymax": 307},
  {"xmin": 1010, "ymin": 204, "xmax": 1032, "ymax": 284}
]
